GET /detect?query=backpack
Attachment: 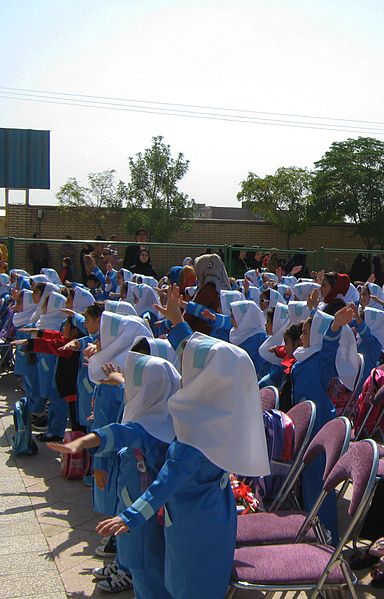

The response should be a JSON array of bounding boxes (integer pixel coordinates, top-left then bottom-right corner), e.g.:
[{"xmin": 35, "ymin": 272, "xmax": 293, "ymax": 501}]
[
  {"xmin": 253, "ymin": 409, "xmax": 295, "ymax": 505},
  {"xmin": 60, "ymin": 431, "xmax": 90, "ymax": 479},
  {"xmin": 354, "ymin": 365, "xmax": 384, "ymax": 437},
  {"xmin": 12, "ymin": 396, "xmax": 38, "ymax": 456}
]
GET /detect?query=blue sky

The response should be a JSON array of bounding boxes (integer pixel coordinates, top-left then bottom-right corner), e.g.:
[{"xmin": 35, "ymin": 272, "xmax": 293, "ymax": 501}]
[{"xmin": 1, "ymin": 0, "xmax": 383, "ymax": 207}]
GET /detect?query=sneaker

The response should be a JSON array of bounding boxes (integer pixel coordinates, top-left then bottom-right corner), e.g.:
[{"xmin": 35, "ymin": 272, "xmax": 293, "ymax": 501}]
[
  {"xmin": 96, "ymin": 570, "xmax": 132, "ymax": 593},
  {"xmin": 92, "ymin": 559, "xmax": 119, "ymax": 580},
  {"xmin": 95, "ymin": 536, "xmax": 117, "ymax": 558}
]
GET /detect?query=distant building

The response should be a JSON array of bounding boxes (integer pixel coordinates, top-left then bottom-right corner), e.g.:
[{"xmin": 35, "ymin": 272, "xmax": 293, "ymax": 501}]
[{"xmin": 194, "ymin": 203, "xmax": 264, "ymax": 221}]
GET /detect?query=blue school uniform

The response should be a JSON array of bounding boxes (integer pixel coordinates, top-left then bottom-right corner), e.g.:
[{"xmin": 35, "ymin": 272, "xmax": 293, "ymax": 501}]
[
  {"xmin": 37, "ymin": 352, "xmax": 68, "ymax": 438},
  {"xmin": 94, "ymin": 423, "xmax": 172, "ymax": 599},
  {"xmin": 355, "ymin": 321, "xmax": 382, "ymax": 395},
  {"xmin": 258, "ymin": 364, "xmax": 284, "ymax": 389},
  {"xmin": 92, "ymin": 382, "xmax": 124, "ymax": 516},
  {"xmin": 291, "ymin": 324, "xmax": 340, "ymax": 543},
  {"xmin": 14, "ymin": 328, "xmax": 43, "ymax": 413},
  {"xmin": 76, "ymin": 335, "xmax": 98, "ymax": 430},
  {"xmin": 119, "ymin": 441, "xmax": 236, "ymax": 599}
]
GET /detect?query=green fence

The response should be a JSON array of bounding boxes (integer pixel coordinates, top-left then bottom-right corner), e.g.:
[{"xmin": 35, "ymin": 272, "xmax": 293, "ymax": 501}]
[{"xmin": 0, "ymin": 236, "xmax": 381, "ymax": 279}]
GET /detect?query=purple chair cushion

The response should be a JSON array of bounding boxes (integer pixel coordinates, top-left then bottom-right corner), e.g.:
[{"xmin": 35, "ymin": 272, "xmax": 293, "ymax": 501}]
[
  {"xmin": 260, "ymin": 387, "xmax": 277, "ymax": 411},
  {"xmin": 233, "ymin": 544, "xmax": 349, "ymax": 584},
  {"xmin": 303, "ymin": 417, "xmax": 349, "ymax": 480},
  {"xmin": 324, "ymin": 440, "xmax": 376, "ymax": 516},
  {"xmin": 236, "ymin": 512, "xmax": 316, "ymax": 545},
  {"xmin": 377, "ymin": 458, "xmax": 384, "ymax": 477},
  {"xmin": 287, "ymin": 402, "xmax": 313, "ymax": 457}
]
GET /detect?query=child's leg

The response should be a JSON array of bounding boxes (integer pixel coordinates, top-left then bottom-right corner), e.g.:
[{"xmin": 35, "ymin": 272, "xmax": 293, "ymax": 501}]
[
  {"xmin": 130, "ymin": 568, "xmax": 172, "ymax": 599},
  {"xmin": 47, "ymin": 392, "xmax": 68, "ymax": 438}
]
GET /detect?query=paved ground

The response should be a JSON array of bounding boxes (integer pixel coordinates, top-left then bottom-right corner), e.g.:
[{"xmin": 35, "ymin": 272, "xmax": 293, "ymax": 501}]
[{"xmin": 0, "ymin": 370, "xmax": 381, "ymax": 599}]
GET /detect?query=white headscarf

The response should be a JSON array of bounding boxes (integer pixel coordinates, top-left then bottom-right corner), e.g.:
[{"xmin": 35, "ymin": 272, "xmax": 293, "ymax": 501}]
[
  {"xmin": 281, "ymin": 275, "xmax": 298, "ymax": 288},
  {"xmin": 262, "ymin": 272, "xmax": 279, "ymax": 283},
  {"xmin": 73, "ymin": 286, "xmax": 94, "ymax": 312},
  {"xmin": 41, "ymin": 268, "xmax": 62, "ymax": 286},
  {"xmin": 268, "ymin": 288, "xmax": 286, "ymax": 307},
  {"xmin": 30, "ymin": 274, "xmax": 49, "ymax": 285},
  {"xmin": 31, "ymin": 282, "xmax": 60, "ymax": 322},
  {"xmin": 0, "ymin": 274, "xmax": 9, "ymax": 297},
  {"xmin": 288, "ymin": 301, "xmax": 310, "ymax": 324},
  {"xmin": 104, "ymin": 300, "xmax": 137, "ymax": 316},
  {"xmin": 259, "ymin": 302, "xmax": 290, "ymax": 365},
  {"xmin": 247, "ymin": 285, "xmax": 261, "ymax": 303},
  {"xmin": 293, "ymin": 282, "xmax": 320, "ymax": 301},
  {"xmin": 367, "ymin": 283, "xmax": 384, "ymax": 310},
  {"xmin": 132, "ymin": 335, "xmax": 180, "ymax": 371},
  {"xmin": 13, "ymin": 290, "xmax": 36, "ymax": 328},
  {"xmin": 88, "ymin": 312, "xmax": 153, "ymax": 383},
  {"xmin": 139, "ymin": 275, "xmax": 158, "ymax": 288},
  {"xmin": 168, "ymin": 333, "xmax": 270, "ymax": 476},
  {"xmin": 131, "ymin": 284, "xmax": 159, "ymax": 317},
  {"xmin": 244, "ymin": 269, "xmax": 260, "ymax": 286},
  {"xmin": 122, "ymin": 352, "xmax": 181, "ymax": 442},
  {"xmin": 36, "ymin": 291, "xmax": 66, "ymax": 330},
  {"xmin": 119, "ymin": 268, "xmax": 133, "ymax": 282},
  {"xmin": 229, "ymin": 300, "xmax": 266, "ymax": 346},
  {"xmin": 220, "ymin": 289, "xmax": 245, "ymax": 316},
  {"xmin": 293, "ymin": 309, "xmax": 358, "ymax": 390},
  {"xmin": 10, "ymin": 269, "xmax": 30, "ymax": 278},
  {"xmin": 343, "ymin": 283, "xmax": 360, "ymax": 304},
  {"xmin": 364, "ymin": 307, "xmax": 384, "ymax": 349}
]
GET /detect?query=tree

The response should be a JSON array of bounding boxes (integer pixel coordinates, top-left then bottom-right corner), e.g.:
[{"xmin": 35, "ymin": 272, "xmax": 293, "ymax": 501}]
[
  {"xmin": 238, "ymin": 166, "xmax": 312, "ymax": 247},
  {"xmin": 310, "ymin": 137, "xmax": 384, "ymax": 249},
  {"xmin": 122, "ymin": 136, "xmax": 195, "ymax": 242},
  {"xmin": 57, "ymin": 170, "xmax": 124, "ymax": 237}
]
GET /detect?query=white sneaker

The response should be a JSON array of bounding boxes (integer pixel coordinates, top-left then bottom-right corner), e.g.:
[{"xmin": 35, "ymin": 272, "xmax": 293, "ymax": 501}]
[
  {"xmin": 92, "ymin": 559, "xmax": 119, "ymax": 580},
  {"xmin": 96, "ymin": 569, "xmax": 133, "ymax": 593}
]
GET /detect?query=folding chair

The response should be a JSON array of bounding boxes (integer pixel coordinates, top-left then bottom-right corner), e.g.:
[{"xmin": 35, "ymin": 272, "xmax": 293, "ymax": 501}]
[
  {"xmin": 342, "ymin": 353, "xmax": 365, "ymax": 419},
  {"xmin": 268, "ymin": 400, "xmax": 317, "ymax": 512},
  {"xmin": 0, "ymin": 340, "xmax": 15, "ymax": 372},
  {"xmin": 259, "ymin": 386, "xmax": 279, "ymax": 411},
  {"xmin": 354, "ymin": 385, "xmax": 384, "ymax": 443},
  {"xmin": 237, "ymin": 416, "xmax": 351, "ymax": 547},
  {"xmin": 227, "ymin": 439, "xmax": 379, "ymax": 599}
]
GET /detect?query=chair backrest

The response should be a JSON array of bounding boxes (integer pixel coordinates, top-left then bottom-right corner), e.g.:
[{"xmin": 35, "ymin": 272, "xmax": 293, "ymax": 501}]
[
  {"xmin": 268, "ymin": 400, "xmax": 316, "ymax": 511},
  {"xmin": 260, "ymin": 386, "xmax": 279, "ymax": 411},
  {"xmin": 303, "ymin": 416, "xmax": 351, "ymax": 480},
  {"xmin": 342, "ymin": 352, "xmax": 365, "ymax": 418}
]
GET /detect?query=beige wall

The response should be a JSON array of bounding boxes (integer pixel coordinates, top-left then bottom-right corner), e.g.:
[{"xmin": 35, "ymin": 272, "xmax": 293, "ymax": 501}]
[{"xmin": 5, "ymin": 204, "xmax": 367, "ymax": 275}]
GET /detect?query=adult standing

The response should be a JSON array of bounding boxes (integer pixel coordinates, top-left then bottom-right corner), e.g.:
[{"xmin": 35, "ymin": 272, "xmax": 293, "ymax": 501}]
[
  {"xmin": 123, "ymin": 229, "xmax": 149, "ymax": 270},
  {"xmin": 28, "ymin": 233, "xmax": 50, "ymax": 274}
]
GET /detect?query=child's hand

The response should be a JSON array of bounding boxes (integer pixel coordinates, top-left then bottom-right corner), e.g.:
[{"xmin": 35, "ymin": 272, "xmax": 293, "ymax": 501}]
[
  {"xmin": 331, "ymin": 306, "xmax": 354, "ymax": 331},
  {"xmin": 11, "ymin": 339, "xmax": 28, "ymax": 346},
  {"xmin": 47, "ymin": 441, "xmax": 81, "ymax": 455},
  {"xmin": 100, "ymin": 363, "xmax": 124, "ymax": 386},
  {"xmin": 84, "ymin": 343, "xmax": 98, "ymax": 359},
  {"xmin": 370, "ymin": 294, "xmax": 384, "ymax": 306},
  {"xmin": 178, "ymin": 298, "xmax": 188, "ymax": 310},
  {"xmin": 367, "ymin": 273, "xmax": 376, "ymax": 283},
  {"xmin": 201, "ymin": 309, "xmax": 216, "ymax": 321},
  {"xmin": 18, "ymin": 327, "xmax": 39, "ymax": 334},
  {"xmin": 87, "ymin": 411, "xmax": 94, "ymax": 422},
  {"xmin": 349, "ymin": 302, "xmax": 363, "ymax": 325},
  {"xmin": 60, "ymin": 339, "xmax": 80, "ymax": 352},
  {"xmin": 243, "ymin": 278, "xmax": 250, "ymax": 294},
  {"xmin": 153, "ymin": 284, "xmax": 184, "ymax": 326},
  {"xmin": 307, "ymin": 288, "xmax": 320, "ymax": 311},
  {"xmin": 94, "ymin": 470, "xmax": 108, "ymax": 490},
  {"xmin": 96, "ymin": 516, "xmax": 129, "ymax": 537},
  {"xmin": 60, "ymin": 308, "xmax": 76, "ymax": 315},
  {"xmin": 315, "ymin": 270, "xmax": 325, "ymax": 284}
]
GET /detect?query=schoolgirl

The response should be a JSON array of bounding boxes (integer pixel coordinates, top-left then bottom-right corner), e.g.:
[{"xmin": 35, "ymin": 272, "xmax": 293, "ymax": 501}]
[
  {"xmin": 229, "ymin": 300, "xmax": 269, "ymax": 377},
  {"xmin": 258, "ymin": 303, "xmax": 289, "ymax": 388},
  {"xmin": 104, "ymin": 299, "xmax": 137, "ymax": 316},
  {"xmin": 130, "ymin": 284, "xmax": 160, "ymax": 335},
  {"xmin": 94, "ymin": 285, "xmax": 270, "ymax": 599}
]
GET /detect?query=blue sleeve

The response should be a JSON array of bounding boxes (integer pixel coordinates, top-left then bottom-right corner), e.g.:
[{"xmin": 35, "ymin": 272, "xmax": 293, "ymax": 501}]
[
  {"xmin": 92, "ymin": 266, "xmax": 106, "ymax": 287},
  {"xmin": 78, "ymin": 335, "xmax": 95, "ymax": 351},
  {"xmin": 168, "ymin": 322, "xmax": 193, "ymax": 356},
  {"xmin": 356, "ymin": 320, "xmax": 382, "ymax": 361},
  {"xmin": 210, "ymin": 313, "xmax": 232, "ymax": 332},
  {"xmin": 319, "ymin": 324, "xmax": 341, "ymax": 383},
  {"xmin": 185, "ymin": 301, "xmax": 207, "ymax": 318},
  {"xmin": 93, "ymin": 423, "xmax": 143, "ymax": 456},
  {"xmin": 119, "ymin": 448, "xmax": 200, "ymax": 528}
]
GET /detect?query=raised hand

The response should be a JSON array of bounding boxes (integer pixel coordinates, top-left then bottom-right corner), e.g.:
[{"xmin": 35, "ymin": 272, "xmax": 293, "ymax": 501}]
[
  {"xmin": 201, "ymin": 309, "xmax": 216, "ymax": 321},
  {"xmin": 153, "ymin": 284, "xmax": 184, "ymax": 326},
  {"xmin": 307, "ymin": 288, "xmax": 320, "ymax": 311},
  {"xmin": 47, "ymin": 441, "xmax": 79, "ymax": 455},
  {"xmin": 331, "ymin": 306, "xmax": 355, "ymax": 331},
  {"xmin": 291, "ymin": 265, "xmax": 303, "ymax": 276}
]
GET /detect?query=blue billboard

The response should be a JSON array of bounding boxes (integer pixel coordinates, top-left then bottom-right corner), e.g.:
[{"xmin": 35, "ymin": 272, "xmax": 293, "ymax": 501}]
[{"xmin": 0, "ymin": 128, "xmax": 50, "ymax": 189}]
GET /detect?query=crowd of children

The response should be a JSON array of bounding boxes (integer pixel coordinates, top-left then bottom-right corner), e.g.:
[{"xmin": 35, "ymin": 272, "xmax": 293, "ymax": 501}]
[{"xmin": 1, "ymin": 250, "xmax": 384, "ymax": 597}]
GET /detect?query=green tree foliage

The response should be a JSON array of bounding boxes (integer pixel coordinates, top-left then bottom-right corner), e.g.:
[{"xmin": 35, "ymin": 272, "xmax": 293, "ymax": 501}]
[
  {"xmin": 57, "ymin": 170, "xmax": 124, "ymax": 237},
  {"xmin": 122, "ymin": 136, "xmax": 195, "ymax": 242},
  {"xmin": 310, "ymin": 137, "xmax": 384, "ymax": 248},
  {"xmin": 238, "ymin": 167, "xmax": 312, "ymax": 247}
]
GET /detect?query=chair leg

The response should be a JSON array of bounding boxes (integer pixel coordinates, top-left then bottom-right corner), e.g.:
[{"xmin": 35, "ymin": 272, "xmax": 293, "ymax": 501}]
[{"xmin": 226, "ymin": 587, "xmax": 237, "ymax": 599}]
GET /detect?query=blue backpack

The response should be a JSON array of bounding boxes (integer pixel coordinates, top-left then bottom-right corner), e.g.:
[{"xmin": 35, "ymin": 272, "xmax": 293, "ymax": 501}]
[{"xmin": 12, "ymin": 397, "xmax": 38, "ymax": 456}]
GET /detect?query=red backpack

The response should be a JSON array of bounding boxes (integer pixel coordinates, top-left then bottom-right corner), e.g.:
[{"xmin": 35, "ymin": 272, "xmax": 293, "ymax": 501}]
[
  {"xmin": 354, "ymin": 365, "xmax": 384, "ymax": 438},
  {"xmin": 60, "ymin": 431, "xmax": 90, "ymax": 480}
]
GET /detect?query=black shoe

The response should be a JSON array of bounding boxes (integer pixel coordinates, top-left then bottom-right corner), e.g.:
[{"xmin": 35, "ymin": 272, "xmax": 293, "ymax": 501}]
[
  {"xmin": 95, "ymin": 535, "xmax": 117, "ymax": 557},
  {"xmin": 36, "ymin": 433, "xmax": 63, "ymax": 443}
]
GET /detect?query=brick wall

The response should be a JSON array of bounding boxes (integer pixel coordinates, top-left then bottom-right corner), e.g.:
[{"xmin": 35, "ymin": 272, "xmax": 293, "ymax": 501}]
[{"xmin": 5, "ymin": 204, "xmax": 367, "ymax": 275}]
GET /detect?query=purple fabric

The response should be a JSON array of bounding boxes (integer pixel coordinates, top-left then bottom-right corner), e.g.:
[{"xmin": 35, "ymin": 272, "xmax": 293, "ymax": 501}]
[
  {"xmin": 377, "ymin": 458, "xmax": 384, "ymax": 476},
  {"xmin": 236, "ymin": 511, "xmax": 316, "ymax": 545},
  {"xmin": 260, "ymin": 387, "xmax": 278, "ymax": 411},
  {"xmin": 303, "ymin": 417, "xmax": 350, "ymax": 480},
  {"xmin": 324, "ymin": 440, "xmax": 377, "ymax": 516},
  {"xmin": 233, "ymin": 544, "xmax": 348, "ymax": 584},
  {"xmin": 287, "ymin": 401, "xmax": 314, "ymax": 457}
]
